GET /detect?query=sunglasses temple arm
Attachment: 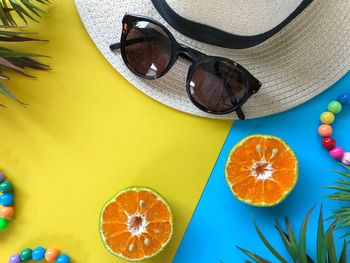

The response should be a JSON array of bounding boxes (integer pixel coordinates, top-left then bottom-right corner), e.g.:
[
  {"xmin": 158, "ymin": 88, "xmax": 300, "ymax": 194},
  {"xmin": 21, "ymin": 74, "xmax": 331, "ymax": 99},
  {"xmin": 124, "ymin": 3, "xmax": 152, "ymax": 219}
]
[
  {"xmin": 235, "ymin": 107, "xmax": 245, "ymax": 120},
  {"xmin": 110, "ymin": 43, "xmax": 121, "ymax": 51},
  {"xmin": 222, "ymin": 79, "xmax": 246, "ymax": 120}
]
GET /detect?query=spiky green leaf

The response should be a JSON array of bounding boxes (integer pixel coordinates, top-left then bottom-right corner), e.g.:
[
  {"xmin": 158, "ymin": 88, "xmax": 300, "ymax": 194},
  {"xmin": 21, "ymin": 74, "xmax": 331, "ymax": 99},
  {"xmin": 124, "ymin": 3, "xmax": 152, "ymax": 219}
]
[
  {"xmin": 338, "ymin": 240, "xmax": 347, "ymax": 263},
  {"xmin": 0, "ymin": 0, "xmax": 50, "ymax": 26},
  {"xmin": 327, "ymin": 225, "xmax": 338, "ymax": 263},
  {"xmin": 0, "ymin": 80, "xmax": 24, "ymax": 104},
  {"xmin": 275, "ymin": 221, "xmax": 299, "ymax": 261},
  {"xmin": 238, "ymin": 207, "xmax": 346, "ymax": 263},
  {"xmin": 253, "ymin": 220, "xmax": 288, "ymax": 263},
  {"xmin": 299, "ymin": 207, "xmax": 315, "ymax": 263},
  {"xmin": 317, "ymin": 206, "xmax": 325, "ymax": 263},
  {"xmin": 285, "ymin": 217, "xmax": 299, "ymax": 254},
  {"xmin": 237, "ymin": 247, "xmax": 272, "ymax": 263},
  {"xmin": 327, "ymin": 168, "xmax": 350, "ymax": 242}
]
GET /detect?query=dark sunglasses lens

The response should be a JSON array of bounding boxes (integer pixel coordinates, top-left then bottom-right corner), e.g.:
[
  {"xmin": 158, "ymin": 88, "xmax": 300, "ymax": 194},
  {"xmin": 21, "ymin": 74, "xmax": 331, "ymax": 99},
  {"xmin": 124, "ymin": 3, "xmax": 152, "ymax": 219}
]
[
  {"xmin": 123, "ymin": 21, "xmax": 173, "ymax": 77},
  {"xmin": 189, "ymin": 60, "xmax": 249, "ymax": 113}
]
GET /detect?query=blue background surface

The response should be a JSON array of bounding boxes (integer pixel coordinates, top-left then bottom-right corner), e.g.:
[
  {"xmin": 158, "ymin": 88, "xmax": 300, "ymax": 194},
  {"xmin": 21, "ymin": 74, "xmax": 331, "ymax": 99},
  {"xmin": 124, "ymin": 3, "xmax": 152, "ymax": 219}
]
[{"xmin": 174, "ymin": 72, "xmax": 350, "ymax": 262}]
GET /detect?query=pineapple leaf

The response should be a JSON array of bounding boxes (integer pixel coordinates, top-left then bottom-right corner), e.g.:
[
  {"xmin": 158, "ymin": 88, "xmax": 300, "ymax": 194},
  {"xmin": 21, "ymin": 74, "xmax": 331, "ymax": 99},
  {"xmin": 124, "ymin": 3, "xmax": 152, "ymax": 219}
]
[
  {"xmin": 237, "ymin": 247, "xmax": 272, "ymax": 263},
  {"xmin": 253, "ymin": 220, "xmax": 288, "ymax": 263},
  {"xmin": 327, "ymin": 225, "xmax": 338, "ymax": 263},
  {"xmin": 338, "ymin": 240, "xmax": 347, "ymax": 263},
  {"xmin": 319, "ymin": 222, "xmax": 336, "ymax": 263},
  {"xmin": 238, "ymin": 207, "xmax": 346, "ymax": 263},
  {"xmin": 340, "ymin": 230, "xmax": 350, "ymax": 239},
  {"xmin": 317, "ymin": 206, "xmax": 325, "ymax": 263},
  {"xmin": 285, "ymin": 217, "xmax": 300, "ymax": 256},
  {"xmin": 299, "ymin": 207, "xmax": 315, "ymax": 263},
  {"xmin": 275, "ymin": 221, "xmax": 299, "ymax": 260}
]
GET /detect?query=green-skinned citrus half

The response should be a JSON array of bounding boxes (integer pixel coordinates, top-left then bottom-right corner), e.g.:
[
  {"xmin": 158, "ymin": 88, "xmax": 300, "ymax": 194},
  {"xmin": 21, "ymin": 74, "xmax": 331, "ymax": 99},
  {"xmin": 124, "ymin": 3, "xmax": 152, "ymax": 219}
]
[
  {"xmin": 225, "ymin": 135, "xmax": 298, "ymax": 207},
  {"xmin": 99, "ymin": 187, "xmax": 173, "ymax": 261}
]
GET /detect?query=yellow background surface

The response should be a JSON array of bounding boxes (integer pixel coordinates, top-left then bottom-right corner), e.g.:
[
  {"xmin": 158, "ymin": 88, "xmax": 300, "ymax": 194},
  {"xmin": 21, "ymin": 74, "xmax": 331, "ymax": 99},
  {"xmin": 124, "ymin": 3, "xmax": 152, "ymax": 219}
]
[{"xmin": 0, "ymin": 1, "xmax": 231, "ymax": 262}]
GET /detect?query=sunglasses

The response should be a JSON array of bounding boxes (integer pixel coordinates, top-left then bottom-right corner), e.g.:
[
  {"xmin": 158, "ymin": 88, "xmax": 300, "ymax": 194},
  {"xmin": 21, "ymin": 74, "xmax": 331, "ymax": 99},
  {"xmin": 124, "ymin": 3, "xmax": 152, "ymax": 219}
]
[{"xmin": 110, "ymin": 14, "xmax": 262, "ymax": 120}]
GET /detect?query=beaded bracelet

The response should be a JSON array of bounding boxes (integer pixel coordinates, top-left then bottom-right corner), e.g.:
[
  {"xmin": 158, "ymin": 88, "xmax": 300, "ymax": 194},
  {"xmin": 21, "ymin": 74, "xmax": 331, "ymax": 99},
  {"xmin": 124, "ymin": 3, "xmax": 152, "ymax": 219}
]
[
  {"xmin": 9, "ymin": 247, "xmax": 70, "ymax": 263},
  {"xmin": 0, "ymin": 172, "xmax": 15, "ymax": 231},
  {"xmin": 318, "ymin": 92, "xmax": 350, "ymax": 165}
]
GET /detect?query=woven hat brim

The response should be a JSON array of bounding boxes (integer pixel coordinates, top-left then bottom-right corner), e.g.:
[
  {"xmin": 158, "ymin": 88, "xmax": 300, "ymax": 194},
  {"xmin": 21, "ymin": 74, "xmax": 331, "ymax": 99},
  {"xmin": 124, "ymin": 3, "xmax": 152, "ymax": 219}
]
[{"xmin": 75, "ymin": 0, "xmax": 350, "ymax": 120}]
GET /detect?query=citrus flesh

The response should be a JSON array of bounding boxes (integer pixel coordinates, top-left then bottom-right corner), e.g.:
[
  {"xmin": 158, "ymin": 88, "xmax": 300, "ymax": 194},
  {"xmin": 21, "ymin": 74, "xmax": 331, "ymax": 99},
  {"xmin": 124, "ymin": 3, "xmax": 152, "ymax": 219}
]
[
  {"xmin": 100, "ymin": 187, "xmax": 173, "ymax": 261},
  {"xmin": 225, "ymin": 135, "xmax": 298, "ymax": 207}
]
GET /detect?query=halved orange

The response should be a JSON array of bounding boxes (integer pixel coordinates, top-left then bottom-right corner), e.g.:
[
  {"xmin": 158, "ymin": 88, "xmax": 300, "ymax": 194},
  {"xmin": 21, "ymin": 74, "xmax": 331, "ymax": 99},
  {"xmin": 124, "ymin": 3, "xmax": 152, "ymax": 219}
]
[
  {"xmin": 225, "ymin": 135, "xmax": 298, "ymax": 207},
  {"xmin": 100, "ymin": 187, "xmax": 173, "ymax": 261}
]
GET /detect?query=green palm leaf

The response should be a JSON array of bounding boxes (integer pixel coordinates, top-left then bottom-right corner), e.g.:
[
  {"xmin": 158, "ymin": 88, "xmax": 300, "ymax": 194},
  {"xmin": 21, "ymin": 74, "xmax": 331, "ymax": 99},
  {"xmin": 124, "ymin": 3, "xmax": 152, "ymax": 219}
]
[
  {"xmin": 238, "ymin": 207, "xmax": 347, "ymax": 263},
  {"xmin": 325, "ymin": 167, "xmax": 350, "ymax": 243},
  {"xmin": 0, "ymin": 1, "xmax": 51, "ymax": 106},
  {"xmin": 0, "ymin": 44, "xmax": 49, "ymax": 103},
  {"xmin": 0, "ymin": 80, "xmax": 24, "ymax": 104},
  {"xmin": 0, "ymin": 0, "xmax": 50, "ymax": 26}
]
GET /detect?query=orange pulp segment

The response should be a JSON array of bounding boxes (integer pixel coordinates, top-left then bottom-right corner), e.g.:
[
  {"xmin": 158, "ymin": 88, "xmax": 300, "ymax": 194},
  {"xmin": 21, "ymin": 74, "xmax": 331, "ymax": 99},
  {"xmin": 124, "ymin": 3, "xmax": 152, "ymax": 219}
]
[
  {"xmin": 100, "ymin": 187, "xmax": 173, "ymax": 261},
  {"xmin": 225, "ymin": 135, "xmax": 298, "ymax": 207}
]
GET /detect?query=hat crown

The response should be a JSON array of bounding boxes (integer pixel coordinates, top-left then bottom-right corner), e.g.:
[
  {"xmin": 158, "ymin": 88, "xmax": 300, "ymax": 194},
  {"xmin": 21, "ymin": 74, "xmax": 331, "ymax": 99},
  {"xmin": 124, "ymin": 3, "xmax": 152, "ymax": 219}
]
[{"xmin": 165, "ymin": 0, "xmax": 303, "ymax": 36}]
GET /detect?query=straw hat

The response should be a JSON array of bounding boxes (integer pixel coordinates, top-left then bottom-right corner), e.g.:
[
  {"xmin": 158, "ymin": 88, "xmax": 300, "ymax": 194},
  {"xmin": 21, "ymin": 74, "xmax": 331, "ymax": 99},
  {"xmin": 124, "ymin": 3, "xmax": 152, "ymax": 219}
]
[{"xmin": 75, "ymin": 0, "xmax": 350, "ymax": 120}]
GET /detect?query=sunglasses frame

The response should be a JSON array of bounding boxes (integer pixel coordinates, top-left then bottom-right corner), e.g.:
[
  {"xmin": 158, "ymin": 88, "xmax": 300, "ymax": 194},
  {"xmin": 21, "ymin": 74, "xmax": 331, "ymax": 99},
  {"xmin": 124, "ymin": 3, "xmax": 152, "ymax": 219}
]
[{"xmin": 111, "ymin": 14, "xmax": 262, "ymax": 120}]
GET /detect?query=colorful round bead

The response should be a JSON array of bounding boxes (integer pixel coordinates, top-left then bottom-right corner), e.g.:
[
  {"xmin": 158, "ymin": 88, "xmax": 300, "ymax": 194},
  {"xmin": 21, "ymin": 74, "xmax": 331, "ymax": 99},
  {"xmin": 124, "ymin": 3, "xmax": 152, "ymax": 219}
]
[
  {"xmin": 0, "ymin": 206, "xmax": 14, "ymax": 220},
  {"xmin": 0, "ymin": 173, "xmax": 14, "ymax": 232},
  {"xmin": 0, "ymin": 193, "xmax": 14, "ymax": 206},
  {"xmin": 10, "ymin": 247, "xmax": 70, "ymax": 263},
  {"xmin": 318, "ymin": 92, "xmax": 349, "ymax": 166},
  {"xmin": 45, "ymin": 248, "xmax": 60, "ymax": 262},
  {"xmin": 8, "ymin": 254, "xmax": 21, "ymax": 263},
  {"xmin": 32, "ymin": 247, "xmax": 46, "ymax": 261},
  {"xmin": 318, "ymin": 124, "xmax": 333, "ymax": 137},
  {"xmin": 56, "ymin": 254, "xmax": 70, "ymax": 263},
  {"xmin": 330, "ymin": 146, "xmax": 344, "ymax": 160},
  {"xmin": 320, "ymin": 111, "xmax": 335, "ymax": 124},
  {"xmin": 342, "ymin": 152, "xmax": 350, "ymax": 166},
  {"xmin": 328, "ymin": 101, "xmax": 342, "ymax": 114},
  {"xmin": 0, "ymin": 181, "xmax": 13, "ymax": 193},
  {"xmin": 0, "ymin": 217, "xmax": 8, "ymax": 230},
  {"xmin": 337, "ymin": 92, "xmax": 350, "ymax": 105},
  {"xmin": 322, "ymin": 137, "xmax": 336, "ymax": 150},
  {"xmin": 20, "ymin": 248, "xmax": 33, "ymax": 261}
]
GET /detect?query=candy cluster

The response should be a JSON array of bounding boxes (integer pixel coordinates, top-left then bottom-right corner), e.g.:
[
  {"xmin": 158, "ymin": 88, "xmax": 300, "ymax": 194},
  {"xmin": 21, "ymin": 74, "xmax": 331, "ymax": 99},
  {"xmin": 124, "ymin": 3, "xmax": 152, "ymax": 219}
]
[
  {"xmin": 318, "ymin": 92, "xmax": 350, "ymax": 165},
  {"xmin": 9, "ymin": 247, "xmax": 70, "ymax": 263},
  {"xmin": 0, "ymin": 172, "xmax": 15, "ymax": 231}
]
